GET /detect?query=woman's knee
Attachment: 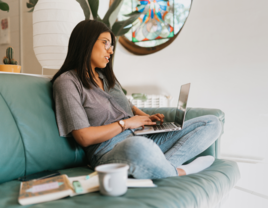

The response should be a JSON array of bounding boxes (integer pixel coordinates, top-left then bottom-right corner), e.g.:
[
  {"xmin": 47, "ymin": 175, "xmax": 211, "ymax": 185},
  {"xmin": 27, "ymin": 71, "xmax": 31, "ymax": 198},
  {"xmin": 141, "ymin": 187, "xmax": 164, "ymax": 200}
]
[
  {"xmin": 115, "ymin": 137, "xmax": 171, "ymax": 178},
  {"xmin": 119, "ymin": 136, "xmax": 157, "ymax": 153},
  {"xmin": 208, "ymin": 115, "xmax": 222, "ymax": 135},
  {"xmin": 198, "ymin": 115, "xmax": 221, "ymax": 128},
  {"xmin": 200, "ymin": 115, "xmax": 222, "ymax": 143},
  {"xmin": 115, "ymin": 136, "xmax": 162, "ymax": 163}
]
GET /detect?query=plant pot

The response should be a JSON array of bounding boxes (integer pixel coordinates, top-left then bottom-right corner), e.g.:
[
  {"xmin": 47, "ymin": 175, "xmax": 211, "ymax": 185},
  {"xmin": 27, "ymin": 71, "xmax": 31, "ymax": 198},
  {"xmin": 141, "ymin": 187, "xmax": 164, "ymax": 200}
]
[{"xmin": 0, "ymin": 65, "xmax": 21, "ymax": 73}]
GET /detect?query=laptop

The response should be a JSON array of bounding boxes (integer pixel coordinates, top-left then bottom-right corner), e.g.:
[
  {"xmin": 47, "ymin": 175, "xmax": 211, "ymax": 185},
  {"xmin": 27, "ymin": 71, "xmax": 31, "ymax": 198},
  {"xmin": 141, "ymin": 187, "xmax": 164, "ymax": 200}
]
[{"xmin": 133, "ymin": 83, "xmax": 191, "ymax": 135}]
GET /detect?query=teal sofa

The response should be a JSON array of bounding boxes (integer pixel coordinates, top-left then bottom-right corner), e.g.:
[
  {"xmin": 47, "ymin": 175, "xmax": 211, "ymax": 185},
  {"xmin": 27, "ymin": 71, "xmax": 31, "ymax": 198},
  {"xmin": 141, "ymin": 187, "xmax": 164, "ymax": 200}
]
[{"xmin": 0, "ymin": 72, "xmax": 240, "ymax": 208}]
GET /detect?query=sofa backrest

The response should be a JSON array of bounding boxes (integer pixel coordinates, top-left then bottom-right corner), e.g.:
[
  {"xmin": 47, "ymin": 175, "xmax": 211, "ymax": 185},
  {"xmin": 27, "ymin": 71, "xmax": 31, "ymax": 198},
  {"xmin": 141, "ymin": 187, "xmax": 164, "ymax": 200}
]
[{"xmin": 0, "ymin": 73, "xmax": 86, "ymax": 184}]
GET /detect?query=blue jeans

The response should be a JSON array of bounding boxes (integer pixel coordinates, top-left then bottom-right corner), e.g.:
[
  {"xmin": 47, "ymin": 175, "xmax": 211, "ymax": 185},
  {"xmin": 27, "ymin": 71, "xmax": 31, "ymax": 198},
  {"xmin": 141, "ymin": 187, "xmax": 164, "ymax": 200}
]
[{"xmin": 90, "ymin": 115, "xmax": 221, "ymax": 179}]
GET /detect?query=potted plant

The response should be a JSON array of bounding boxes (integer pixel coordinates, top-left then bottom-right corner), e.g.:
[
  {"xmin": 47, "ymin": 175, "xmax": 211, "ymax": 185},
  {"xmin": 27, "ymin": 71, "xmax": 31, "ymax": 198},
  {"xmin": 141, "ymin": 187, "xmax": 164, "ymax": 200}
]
[{"xmin": 0, "ymin": 47, "xmax": 21, "ymax": 73}]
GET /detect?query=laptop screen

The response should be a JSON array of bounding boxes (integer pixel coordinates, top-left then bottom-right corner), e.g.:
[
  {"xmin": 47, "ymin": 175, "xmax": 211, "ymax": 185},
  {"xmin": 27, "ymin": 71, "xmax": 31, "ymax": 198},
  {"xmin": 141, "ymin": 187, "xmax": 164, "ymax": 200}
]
[{"xmin": 174, "ymin": 83, "xmax": 191, "ymax": 127}]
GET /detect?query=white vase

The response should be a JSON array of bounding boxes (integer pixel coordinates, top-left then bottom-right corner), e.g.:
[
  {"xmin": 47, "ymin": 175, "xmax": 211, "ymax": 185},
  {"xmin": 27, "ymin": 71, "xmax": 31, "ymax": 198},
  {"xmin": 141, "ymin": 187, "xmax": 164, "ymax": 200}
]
[{"xmin": 33, "ymin": 0, "xmax": 85, "ymax": 70}]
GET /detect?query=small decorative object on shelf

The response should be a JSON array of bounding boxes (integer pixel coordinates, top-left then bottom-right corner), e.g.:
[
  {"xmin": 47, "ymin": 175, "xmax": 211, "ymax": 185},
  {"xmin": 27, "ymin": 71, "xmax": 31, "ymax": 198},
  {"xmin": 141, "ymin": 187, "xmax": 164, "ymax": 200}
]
[
  {"xmin": 0, "ymin": 47, "xmax": 21, "ymax": 73},
  {"xmin": 3, "ymin": 47, "xmax": 18, "ymax": 64},
  {"xmin": 132, "ymin": 93, "xmax": 148, "ymax": 102},
  {"xmin": 127, "ymin": 94, "xmax": 172, "ymax": 108}
]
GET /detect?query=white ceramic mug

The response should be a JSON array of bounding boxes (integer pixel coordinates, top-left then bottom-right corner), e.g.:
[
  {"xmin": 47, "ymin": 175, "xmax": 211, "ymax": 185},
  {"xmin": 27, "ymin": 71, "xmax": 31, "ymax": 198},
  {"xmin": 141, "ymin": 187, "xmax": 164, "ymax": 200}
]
[{"xmin": 95, "ymin": 163, "xmax": 129, "ymax": 196}]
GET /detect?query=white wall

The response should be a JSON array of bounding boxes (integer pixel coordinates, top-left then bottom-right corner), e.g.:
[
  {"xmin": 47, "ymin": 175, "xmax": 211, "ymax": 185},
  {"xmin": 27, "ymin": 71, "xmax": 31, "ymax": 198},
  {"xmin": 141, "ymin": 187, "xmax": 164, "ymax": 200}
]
[
  {"xmin": 108, "ymin": 0, "xmax": 268, "ymax": 158},
  {"xmin": 13, "ymin": 0, "xmax": 268, "ymax": 158}
]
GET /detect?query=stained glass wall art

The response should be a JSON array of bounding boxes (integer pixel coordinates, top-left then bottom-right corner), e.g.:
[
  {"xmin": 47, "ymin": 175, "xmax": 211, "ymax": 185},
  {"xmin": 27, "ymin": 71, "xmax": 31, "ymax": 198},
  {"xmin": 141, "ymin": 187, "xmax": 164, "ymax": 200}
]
[
  {"xmin": 132, "ymin": 0, "xmax": 174, "ymax": 42},
  {"xmin": 117, "ymin": 0, "xmax": 192, "ymax": 49}
]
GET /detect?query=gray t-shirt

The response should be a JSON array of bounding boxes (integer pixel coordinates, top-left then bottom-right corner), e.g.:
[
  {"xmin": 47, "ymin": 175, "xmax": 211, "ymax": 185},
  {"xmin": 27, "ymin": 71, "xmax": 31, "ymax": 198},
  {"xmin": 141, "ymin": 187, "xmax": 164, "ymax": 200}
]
[{"xmin": 53, "ymin": 69, "xmax": 134, "ymax": 138}]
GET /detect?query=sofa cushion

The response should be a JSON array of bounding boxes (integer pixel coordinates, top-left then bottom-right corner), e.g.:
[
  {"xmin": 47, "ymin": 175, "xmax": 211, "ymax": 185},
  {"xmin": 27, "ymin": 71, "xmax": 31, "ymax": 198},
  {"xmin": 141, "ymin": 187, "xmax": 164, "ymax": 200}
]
[
  {"xmin": 0, "ymin": 95, "xmax": 25, "ymax": 183},
  {"xmin": 0, "ymin": 73, "xmax": 85, "ymax": 183},
  {"xmin": 0, "ymin": 159, "xmax": 240, "ymax": 208}
]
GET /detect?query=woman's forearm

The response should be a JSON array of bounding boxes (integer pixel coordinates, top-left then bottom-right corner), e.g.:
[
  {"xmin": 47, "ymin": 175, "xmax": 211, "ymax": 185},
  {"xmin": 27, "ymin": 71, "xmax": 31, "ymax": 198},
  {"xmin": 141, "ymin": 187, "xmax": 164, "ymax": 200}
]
[
  {"xmin": 72, "ymin": 106, "xmax": 150, "ymax": 148},
  {"xmin": 132, "ymin": 105, "xmax": 149, "ymax": 116},
  {"xmin": 72, "ymin": 122, "xmax": 124, "ymax": 147}
]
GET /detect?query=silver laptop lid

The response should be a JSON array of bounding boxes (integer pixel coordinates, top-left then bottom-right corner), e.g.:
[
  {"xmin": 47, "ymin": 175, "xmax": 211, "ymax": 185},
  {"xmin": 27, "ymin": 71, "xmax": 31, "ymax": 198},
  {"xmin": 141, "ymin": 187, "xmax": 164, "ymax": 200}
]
[{"xmin": 174, "ymin": 83, "xmax": 191, "ymax": 128}]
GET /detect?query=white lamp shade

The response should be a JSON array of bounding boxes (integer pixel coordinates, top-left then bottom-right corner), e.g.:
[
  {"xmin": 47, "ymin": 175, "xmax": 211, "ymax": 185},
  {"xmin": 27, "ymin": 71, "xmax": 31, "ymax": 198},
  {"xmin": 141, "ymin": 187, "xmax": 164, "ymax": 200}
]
[{"xmin": 33, "ymin": 0, "xmax": 85, "ymax": 69}]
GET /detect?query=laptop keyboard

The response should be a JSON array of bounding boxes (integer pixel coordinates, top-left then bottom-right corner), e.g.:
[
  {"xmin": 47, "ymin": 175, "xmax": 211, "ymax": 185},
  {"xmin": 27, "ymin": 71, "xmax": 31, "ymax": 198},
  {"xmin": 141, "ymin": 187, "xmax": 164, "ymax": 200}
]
[{"xmin": 153, "ymin": 123, "xmax": 177, "ymax": 131}]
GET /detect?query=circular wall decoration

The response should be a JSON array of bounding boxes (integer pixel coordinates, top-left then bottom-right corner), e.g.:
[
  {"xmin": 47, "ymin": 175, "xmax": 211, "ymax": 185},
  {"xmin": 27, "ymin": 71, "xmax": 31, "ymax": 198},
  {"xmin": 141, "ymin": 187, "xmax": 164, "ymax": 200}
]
[{"xmin": 110, "ymin": 0, "xmax": 193, "ymax": 55}]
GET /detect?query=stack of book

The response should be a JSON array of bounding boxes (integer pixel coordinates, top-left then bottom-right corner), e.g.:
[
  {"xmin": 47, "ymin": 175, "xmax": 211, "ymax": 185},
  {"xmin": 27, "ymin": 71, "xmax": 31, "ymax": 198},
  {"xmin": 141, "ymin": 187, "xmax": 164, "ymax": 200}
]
[{"xmin": 18, "ymin": 173, "xmax": 156, "ymax": 205}]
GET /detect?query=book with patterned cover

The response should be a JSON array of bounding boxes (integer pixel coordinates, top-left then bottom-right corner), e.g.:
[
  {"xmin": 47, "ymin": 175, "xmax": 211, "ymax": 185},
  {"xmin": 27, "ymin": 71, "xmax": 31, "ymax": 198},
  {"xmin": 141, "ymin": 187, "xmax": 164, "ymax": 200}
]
[
  {"xmin": 18, "ymin": 174, "xmax": 73, "ymax": 205},
  {"xmin": 18, "ymin": 173, "xmax": 156, "ymax": 205}
]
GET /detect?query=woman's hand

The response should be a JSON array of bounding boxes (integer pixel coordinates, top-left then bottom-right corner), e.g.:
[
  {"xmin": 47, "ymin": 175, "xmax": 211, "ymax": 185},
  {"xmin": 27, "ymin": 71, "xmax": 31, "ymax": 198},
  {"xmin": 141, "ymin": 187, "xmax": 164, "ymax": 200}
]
[
  {"xmin": 148, "ymin": 113, "xmax": 165, "ymax": 124},
  {"xmin": 124, "ymin": 116, "xmax": 156, "ymax": 129}
]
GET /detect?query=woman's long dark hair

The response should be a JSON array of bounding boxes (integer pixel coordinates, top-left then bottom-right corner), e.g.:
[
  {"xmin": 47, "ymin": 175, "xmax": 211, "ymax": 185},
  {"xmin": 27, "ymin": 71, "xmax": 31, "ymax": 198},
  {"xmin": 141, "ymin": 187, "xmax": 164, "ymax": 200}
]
[{"xmin": 51, "ymin": 20, "xmax": 119, "ymax": 90}]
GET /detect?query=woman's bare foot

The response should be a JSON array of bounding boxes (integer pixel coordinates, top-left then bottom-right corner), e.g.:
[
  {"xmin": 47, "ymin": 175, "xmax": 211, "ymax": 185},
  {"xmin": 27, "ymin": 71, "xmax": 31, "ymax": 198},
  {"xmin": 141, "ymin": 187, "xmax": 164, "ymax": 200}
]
[{"xmin": 177, "ymin": 168, "xmax": 186, "ymax": 176}]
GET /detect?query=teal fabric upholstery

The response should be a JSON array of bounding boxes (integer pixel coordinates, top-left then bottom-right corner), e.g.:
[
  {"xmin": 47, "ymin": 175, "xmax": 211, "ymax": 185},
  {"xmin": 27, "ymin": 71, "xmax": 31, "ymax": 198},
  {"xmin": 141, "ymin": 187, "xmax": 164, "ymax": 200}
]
[
  {"xmin": 0, "ymin": 73, "xmax": 85, "ymax": 184},
  {"xmin": 0, "ymin": 72, "xmax": 240, "ymax": 207},
  {"xmin": 0, "ymin": 161, "xmax": 240, "ymax": 208}
]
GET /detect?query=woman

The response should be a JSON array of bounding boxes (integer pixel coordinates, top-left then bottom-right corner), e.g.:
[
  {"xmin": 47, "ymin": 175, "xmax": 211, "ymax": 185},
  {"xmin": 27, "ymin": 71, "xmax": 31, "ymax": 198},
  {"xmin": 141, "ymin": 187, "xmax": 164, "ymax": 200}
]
[{"xmin": 51, "ymin": 20, "xmax": 221, "ymax": 179}]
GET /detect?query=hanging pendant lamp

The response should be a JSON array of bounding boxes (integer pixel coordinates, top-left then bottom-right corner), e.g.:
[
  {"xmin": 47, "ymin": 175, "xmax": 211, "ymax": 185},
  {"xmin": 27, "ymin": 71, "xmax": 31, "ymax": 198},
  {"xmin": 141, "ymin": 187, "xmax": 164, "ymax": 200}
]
[{"xmin": 33, "ymin": 0, "xmax": 85, "ymax": 70}]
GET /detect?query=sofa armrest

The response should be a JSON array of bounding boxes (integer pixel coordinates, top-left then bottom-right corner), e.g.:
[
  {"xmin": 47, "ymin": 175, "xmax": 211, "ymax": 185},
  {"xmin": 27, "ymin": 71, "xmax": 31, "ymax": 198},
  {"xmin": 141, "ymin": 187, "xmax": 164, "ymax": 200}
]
[
  {"xmin": 139, "ymin": 107, "xmax": 225, "ymax": 159},
  {"xmin": 185, "ymin": 107, "xmax": 225, "ymax": 126},
  {"xmin": 139, "ymin": 107, "xmax": 181, "ymax": 122}
]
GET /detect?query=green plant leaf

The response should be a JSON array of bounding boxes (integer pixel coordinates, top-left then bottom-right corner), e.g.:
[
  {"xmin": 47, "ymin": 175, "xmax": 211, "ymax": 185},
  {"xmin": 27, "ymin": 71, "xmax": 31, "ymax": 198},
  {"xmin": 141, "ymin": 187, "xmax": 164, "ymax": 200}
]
[
  {"xmin": 26, "ymin": 0, "xmax": 38, "ymax": 12},
  {"xmin": 132, "ymin": 93, "xmax": 147, "ymax": 102},
  {"xmin": 124, "ymin": 10, "xmax": 140, "ymax": 17},
  {"xmin": 87, "ymin": 0, "xmax": 99, "ymax": 19},
  {"xmin": 27, "ymin": 8, "xmax": 34, "ymax": 13},
  {"xmin": 0, "ymin": 1, "xmax": 9, "ymax": 12},
  {"xmin": 102, "ymin": 0, "xmax": 123, "ymax": 28},
  {"xmin": 112, "ymin": 14, "xmax": 140, "ymax": 36},
  {"xmin": 113, "ymin": 26, "xmax": 132, "ymax": 37},
  {"xmin": 76, "ymin": 0, "xmax": 90, "ymax": 20},
  {"xmin": 26, "ymin": 3, "xmax": 33, "ymax": 8},
  {"xmin": 29, "ymin": 0, "xmax": 38, "ymax": 4},
  {"xmin": 125, "ymin": 3, "xmax": 151, "ymax": 17},
  {"xmin": 123, "ymin": 9, "xmax": 148, "ymax": 22}
]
